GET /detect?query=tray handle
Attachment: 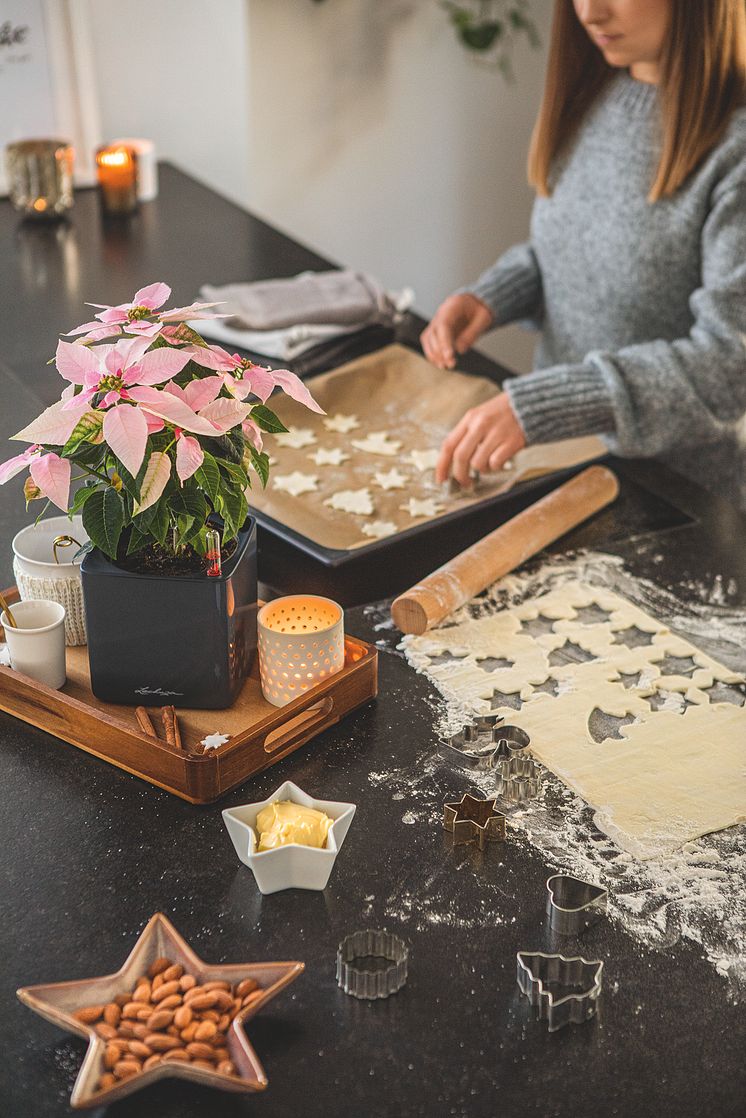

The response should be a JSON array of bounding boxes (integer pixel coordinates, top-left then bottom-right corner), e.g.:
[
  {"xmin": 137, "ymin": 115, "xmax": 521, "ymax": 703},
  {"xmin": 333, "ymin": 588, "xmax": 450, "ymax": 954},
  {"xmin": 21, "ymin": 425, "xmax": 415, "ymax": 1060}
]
[{"xmin": 262, "ymin": 696, "xmax": 335, "ymax": 758}]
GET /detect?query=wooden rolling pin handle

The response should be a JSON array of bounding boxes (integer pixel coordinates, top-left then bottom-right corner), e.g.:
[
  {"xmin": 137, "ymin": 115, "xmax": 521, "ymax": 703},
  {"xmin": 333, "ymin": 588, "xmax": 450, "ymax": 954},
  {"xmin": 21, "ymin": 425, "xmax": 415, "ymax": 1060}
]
[{"xmin": 391, "ymin": 465, "xmax": 619, "ymax": 635}]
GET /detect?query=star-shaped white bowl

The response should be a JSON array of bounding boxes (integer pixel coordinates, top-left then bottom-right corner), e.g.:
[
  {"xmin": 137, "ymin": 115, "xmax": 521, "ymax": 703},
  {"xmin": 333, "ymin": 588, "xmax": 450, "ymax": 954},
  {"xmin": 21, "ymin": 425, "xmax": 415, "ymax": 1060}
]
[{"xmin": 222, "ymin": 780, "xmax": 356, "ymax": 894}]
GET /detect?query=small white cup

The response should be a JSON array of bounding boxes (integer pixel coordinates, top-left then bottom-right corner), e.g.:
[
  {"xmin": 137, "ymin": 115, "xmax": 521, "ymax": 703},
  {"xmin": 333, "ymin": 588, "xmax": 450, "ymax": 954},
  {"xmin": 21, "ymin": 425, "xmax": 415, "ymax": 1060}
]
[{"xmin": 1, "ymin": 599, "xmax": 67, "ymax": 690}]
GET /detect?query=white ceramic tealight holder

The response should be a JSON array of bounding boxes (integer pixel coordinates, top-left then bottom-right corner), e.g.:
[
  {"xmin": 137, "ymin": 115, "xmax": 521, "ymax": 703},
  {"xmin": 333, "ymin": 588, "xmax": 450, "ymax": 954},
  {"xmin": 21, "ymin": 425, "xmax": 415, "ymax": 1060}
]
[
  {"xmin": 12, "ymin": 515, "xmax": 88, "ymax": 646},
  {"xmin": 1, "ymin": 599, "xmax": 66, "ymax": 689},
  {"xmin": 222, "ymin": 780, "xmax": 356, "ymax": 895},
  {"xmin": 257, "ymin": 594, "xmax": 344, "ymax": 707}
]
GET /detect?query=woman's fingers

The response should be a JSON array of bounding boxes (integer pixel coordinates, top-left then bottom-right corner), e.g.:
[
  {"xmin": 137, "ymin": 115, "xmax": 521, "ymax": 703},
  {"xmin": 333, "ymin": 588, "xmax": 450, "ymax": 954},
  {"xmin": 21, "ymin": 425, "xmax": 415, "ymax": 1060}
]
[{"xmin": 436, "ymin": 414, "xmax": 470, "ymax": 483}]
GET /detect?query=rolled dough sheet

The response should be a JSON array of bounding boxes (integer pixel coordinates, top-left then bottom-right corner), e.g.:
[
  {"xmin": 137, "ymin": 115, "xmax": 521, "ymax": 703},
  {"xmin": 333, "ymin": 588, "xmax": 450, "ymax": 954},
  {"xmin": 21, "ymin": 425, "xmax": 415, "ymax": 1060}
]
[
  {"xmin": 403, "ymin": 580, "xmax": 746, "ymax": 860},
  {"xmin": 249, "ymin": 345, "xmax": 605, "ymax": 551}
]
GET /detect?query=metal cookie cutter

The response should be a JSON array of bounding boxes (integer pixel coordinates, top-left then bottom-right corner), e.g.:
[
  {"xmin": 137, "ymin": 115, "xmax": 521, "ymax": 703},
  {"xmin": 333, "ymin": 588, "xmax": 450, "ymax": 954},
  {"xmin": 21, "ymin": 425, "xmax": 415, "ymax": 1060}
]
[
  {"xmin": 441, "ymin": 715, "xmax": 505, "ymax": 770},
  {"xmin": 495, "ymin": 755, "xmax": 542, "ymax": 803},
  {"xmin": 516, "ymin": 951, "xmax": 603, "ymax": 1031},
  {"xmin": 492, "ymin": 724, "xmax": 531, "ymax": 760},
  {"xmin": 443, "ymin": 793, "xmax": 506, "ymax": 850},
  {"xmin": 337, "ymin": 930, "xmax": 409, "ymax": 1000},
  {"xmin": 546, "ymin": 875, "xmax": 608, "ymax": 935}
]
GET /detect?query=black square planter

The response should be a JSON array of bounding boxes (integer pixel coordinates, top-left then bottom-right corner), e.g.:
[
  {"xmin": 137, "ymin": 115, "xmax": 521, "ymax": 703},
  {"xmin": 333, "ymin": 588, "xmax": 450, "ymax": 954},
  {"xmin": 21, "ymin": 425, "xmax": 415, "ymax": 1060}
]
[{"xmin": 80, "ymin": 520, "xmax": 258, "ymax": 709}]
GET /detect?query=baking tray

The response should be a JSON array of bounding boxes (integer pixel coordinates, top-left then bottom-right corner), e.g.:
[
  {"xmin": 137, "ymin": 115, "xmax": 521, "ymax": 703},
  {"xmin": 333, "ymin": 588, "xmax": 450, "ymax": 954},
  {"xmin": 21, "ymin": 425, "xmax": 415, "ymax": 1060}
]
[{"xmin": 0, "ymin": 588, "xmax": 377, "ymax": 803}]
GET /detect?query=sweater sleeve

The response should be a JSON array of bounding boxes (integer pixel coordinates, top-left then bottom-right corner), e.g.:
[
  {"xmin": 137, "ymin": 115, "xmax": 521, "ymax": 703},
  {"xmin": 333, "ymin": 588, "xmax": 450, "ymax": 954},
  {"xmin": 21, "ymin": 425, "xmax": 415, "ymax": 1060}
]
[
  {"xmin": 458, "ymin": 241, "xmax": 543, "ymax": 326},
  {"xmin": 505, "ymin": 179, "xmax": 746, "ymax": 455}
]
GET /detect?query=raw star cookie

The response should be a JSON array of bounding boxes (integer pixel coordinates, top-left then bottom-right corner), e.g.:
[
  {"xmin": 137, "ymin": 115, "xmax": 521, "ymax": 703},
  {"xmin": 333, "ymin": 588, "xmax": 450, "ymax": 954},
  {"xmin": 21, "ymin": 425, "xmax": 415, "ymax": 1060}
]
[
  {"xmin": 361, "ymin": 520, "xmax": 397, "ymax": 539},
  {"xmin": 400, "ymin": 497, "xmax": 443, "ymax": 518},
  {"xmin": 323, "ymin": 413, "xmax": 360, "ymax": 433},
  {"xmin": 273, "ymin": 471, "xmax": 319, "ymax": 497},
  {"xmin": 275, "ymin": 426, "xmax": 317, "ymax": 449},
  {"xmin": 373, "ymin": 467, "xmax": 406, "ymax": 491},
  {"xmin": 351, "ymin": 431, "xmax": 402, "ymax": 457},
  {"xmin": 325, "ymin": 488, "xmax": 375, "ymax": 515},
  {"xmin": 308, "ymin": 447, "xmax": 349, "ymax": 467},
  {"xmin": 406, "ymin": 448, "xmax": 439, "ymax": 472}
]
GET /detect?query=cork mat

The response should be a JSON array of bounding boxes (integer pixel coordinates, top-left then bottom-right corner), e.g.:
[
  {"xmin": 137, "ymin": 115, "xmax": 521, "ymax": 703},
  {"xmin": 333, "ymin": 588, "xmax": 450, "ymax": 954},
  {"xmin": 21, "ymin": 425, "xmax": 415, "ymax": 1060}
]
[{"xmin": 250, "ymin": 345, "xmax": 605, "ymax": 551}]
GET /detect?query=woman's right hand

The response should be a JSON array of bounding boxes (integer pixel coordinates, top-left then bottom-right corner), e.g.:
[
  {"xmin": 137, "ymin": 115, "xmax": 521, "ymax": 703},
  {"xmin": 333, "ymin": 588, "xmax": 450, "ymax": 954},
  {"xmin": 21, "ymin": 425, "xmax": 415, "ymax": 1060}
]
[{"xmin": 420, "ymin": 293, "xmax": 494, "ymax": 369}]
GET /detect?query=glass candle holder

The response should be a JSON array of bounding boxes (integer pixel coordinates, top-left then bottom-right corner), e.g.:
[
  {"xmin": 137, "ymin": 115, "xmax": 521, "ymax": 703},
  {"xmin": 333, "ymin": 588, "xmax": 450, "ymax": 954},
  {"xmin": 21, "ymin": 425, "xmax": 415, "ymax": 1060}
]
[
  {"xmin": 5, "ymin": 139, "xmax": 74, "ymax": 220},
  {"xmin": 95, "ymin": 144, "xmax": 138, "ymax": 215},
  {"xmin": 258, "ymin": 595, "xmax": 344, "ymax": 707}
]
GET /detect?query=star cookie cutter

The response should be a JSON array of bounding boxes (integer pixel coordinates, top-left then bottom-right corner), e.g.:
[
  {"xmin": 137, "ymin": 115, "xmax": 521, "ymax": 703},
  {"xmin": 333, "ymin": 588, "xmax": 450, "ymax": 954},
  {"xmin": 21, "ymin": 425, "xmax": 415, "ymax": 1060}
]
[
  {"xmin": 495, "ymin": 755, "xmax": 542, "ymax": 803},
  {"xmin": 546, "ymin": 875, "xmax": 608, "ymax": 935},
  {"xmin": 443, "ymin": 793, "xmax": 506, "ymax": 850},
  {"xmin": 516, "ymin": 951, "xmax": 603, "ymax": 1032},
  {"xmin": 336, "ymin": 930, "xmax": 409, "ymax": 1000}
]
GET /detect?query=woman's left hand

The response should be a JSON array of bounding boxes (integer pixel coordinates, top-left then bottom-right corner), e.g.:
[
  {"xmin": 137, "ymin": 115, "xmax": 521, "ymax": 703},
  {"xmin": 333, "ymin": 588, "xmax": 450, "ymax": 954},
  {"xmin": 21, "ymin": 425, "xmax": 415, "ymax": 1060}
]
[{"xmin": 436, "ymin": 393, "xmax": 527, "ymax": 485}]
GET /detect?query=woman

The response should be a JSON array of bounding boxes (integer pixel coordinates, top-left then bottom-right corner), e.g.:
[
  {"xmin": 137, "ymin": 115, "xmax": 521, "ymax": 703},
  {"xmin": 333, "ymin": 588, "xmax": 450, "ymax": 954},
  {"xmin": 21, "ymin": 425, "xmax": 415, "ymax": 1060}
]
[{"xmin": 423, "ymin": 0, "xmax": 746, "ymax": 510}]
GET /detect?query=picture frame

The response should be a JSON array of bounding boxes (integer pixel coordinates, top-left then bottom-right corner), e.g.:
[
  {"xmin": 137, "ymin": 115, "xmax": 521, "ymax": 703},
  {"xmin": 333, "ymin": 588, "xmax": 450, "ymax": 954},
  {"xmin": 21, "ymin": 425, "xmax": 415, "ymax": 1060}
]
[{"xmin": 0, "ymin": 0, "xmax": 100, "ymax": 195}]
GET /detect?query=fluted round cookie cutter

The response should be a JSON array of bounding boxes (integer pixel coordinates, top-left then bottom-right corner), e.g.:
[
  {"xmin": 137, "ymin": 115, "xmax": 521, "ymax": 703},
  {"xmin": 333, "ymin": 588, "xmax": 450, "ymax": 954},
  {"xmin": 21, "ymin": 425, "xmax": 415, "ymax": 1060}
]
[{"xmin": 336, "ymin": 930, "xmax": 409, "ymax": 1000}]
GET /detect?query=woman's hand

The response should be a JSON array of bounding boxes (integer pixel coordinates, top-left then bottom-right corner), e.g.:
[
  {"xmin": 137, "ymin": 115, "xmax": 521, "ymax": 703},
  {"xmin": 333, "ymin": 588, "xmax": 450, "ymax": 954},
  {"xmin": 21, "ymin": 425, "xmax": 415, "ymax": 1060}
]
[
  {"xmin": 436, "ymin": 393, "xmax": 526, "ymax": 485},
  {"xmin": 420, "ymin": 293, "xmax": 494, "ymax": 369}
]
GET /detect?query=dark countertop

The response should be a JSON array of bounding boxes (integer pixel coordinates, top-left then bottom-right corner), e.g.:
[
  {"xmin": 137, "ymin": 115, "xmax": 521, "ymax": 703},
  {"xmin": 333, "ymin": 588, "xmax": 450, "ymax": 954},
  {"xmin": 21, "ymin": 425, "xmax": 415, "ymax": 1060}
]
[{"xmin": 0, "ymin": 165, "xmax": 744, "ymax": 1117}]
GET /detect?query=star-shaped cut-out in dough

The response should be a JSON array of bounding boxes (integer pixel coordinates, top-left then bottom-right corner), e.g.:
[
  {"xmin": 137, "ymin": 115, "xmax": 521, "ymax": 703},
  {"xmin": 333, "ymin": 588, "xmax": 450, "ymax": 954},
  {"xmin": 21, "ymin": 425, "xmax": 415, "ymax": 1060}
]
[
  {"xmin": 17, "ymin": 912, "xmax": 303, "ymax": 1108},
  {"xmin": 324, "ymin": 488, "xmax": 375, "ymax": 515},
  {"xmin": 323, "ymin": 413, "xmax": 360, "ymax": 433},
  {"xmin": 611, "ymin": 625, "xmax": 656, "ymax": 649},
  {"xmin": 373, "ymin": 467, "xmax": 406, "ymax": 491},
  {"xmin": 273, "ymin": 471, "xmax": 319, "ymax": 497},
  {"xmin": 274, "ymin": 427, "xmax": 317, "ymax": 449},
  {"xmin": 399, "ymin": 497, "xmax": 443, "ymax": 518},
  {"xmin": 405, "ymin": 448, "xmax": 439, "ymax": 472},
  {"xmin": 308, "ymin": 446, "xmax": 349, "ymax": 467},
  {"xmin": 351, "ymin": 431, "xmax": 402, "ymax": 456},
  {"xmin": 360, "ymin": 519, "xmax": 397, "ymax": 539}
]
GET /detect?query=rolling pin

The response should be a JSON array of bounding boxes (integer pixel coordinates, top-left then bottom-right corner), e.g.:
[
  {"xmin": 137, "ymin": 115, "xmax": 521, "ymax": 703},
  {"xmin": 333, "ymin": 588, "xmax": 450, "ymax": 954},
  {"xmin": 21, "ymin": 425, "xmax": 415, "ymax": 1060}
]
[{"xmin": 391, "ymin": 465, "xmax": 619, "ymax": 635}]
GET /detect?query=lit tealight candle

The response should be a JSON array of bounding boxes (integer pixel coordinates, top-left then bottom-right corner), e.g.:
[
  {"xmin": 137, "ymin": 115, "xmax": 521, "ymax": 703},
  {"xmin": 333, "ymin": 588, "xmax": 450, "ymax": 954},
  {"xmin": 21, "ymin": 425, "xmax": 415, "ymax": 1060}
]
[
  {"xmin": 95, "ymin": 144, "xmax": 138, "ymax": 215},
  {"xmin": 257, "ymin": 595, "xmax": 344, "ymax": 707}
]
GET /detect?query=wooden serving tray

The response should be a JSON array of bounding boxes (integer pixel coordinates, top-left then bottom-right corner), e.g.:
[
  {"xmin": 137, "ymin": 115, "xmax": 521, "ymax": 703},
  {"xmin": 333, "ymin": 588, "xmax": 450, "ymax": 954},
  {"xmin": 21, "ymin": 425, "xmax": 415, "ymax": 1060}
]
[{"xmin": 0, "ymin": 587, "xmax": 377, "ymax": 803}]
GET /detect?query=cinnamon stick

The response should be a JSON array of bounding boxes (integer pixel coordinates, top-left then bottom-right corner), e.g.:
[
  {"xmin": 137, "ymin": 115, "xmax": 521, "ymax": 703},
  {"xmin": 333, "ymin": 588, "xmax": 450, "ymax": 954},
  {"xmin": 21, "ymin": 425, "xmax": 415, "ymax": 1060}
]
[
  {"xmin": 161, "ymin": 705, "xmax": 183, "ymax": 751},
  {"xmin": 135, "ymin": 706, "xmax": 157, "ymax": 739}
]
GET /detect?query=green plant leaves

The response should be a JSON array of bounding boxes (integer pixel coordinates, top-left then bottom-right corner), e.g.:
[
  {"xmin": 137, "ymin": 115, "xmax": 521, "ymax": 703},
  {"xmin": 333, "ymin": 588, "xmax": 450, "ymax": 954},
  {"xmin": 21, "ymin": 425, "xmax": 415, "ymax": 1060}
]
[
  {"xmin": 250, "ymin": 404, "xmax": 288, "ymax": 434},
  {"xmin": 82, "ymin": 486, "xmax": 125, "ymax": 559},
  {"xmin": 61, "ymin": 411, "xmax": 104, "ymax": 457},
  {"xmin": 195, "ymin": 450, "xmax": 220, "ymax": 503},
  {"xmin": 246, "ymin": 445, "xmax": 270, "ymax": 488}
]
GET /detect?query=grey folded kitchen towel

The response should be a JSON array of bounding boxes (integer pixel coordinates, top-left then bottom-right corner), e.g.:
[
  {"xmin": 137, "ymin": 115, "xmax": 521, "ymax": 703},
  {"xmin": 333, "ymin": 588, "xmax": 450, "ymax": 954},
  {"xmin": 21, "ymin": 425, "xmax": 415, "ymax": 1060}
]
[{"xmin": 200, "ymin": 269, "xmax": 401, "ymax": 331}]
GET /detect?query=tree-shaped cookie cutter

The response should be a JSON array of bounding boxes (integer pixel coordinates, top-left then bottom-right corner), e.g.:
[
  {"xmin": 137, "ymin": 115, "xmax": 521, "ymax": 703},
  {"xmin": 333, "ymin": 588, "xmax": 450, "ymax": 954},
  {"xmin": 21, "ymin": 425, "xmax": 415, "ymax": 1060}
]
[
  {"xmin": 546, "ymin": 875, "xmax": 608, "ymax": 935},
  {"xmin": 516, "ymin": 951, "xmax": 603, "ymax": 1031}
]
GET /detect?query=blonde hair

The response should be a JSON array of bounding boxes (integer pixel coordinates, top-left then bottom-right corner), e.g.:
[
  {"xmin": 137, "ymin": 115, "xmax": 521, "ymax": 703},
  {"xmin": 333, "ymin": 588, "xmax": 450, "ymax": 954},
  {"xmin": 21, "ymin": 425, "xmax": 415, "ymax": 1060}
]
[{"xmin": 528, "ymin": 0, "xmax": 746, "ymax": 201}]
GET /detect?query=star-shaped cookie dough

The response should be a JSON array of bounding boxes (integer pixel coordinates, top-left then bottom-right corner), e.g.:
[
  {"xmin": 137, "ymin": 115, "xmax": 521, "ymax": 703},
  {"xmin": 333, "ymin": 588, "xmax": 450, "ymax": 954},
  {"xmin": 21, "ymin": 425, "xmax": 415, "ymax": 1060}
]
[
  {"xmin": 324, "ymin": 488, "xmax": 375, "ymax": 515},
  {"xmin": 406, "ymin": 448, "xmax": 439, "ymax": 472},
  {"xmin": 373, "ymin": 467, "xmax": 406, "ymax": 491},
  {"xmin": 351, "ymin": 431, "xmax": 402, "ymax": 457},
  {"xmin": 323, "ymin": 413, "xmax": 360, "ymax": 433},
  {"xmin": 308, "ymin": 447, "xmax": 349, "ymax": 467},
  {"xmin": 17, "ymin": 912, "xmax": 303, "ymax": 1108},
  {"xmin": 201, "ymin": 732, "xmax": 231, "ymax": 751},
  {"xmin": 399, "ymin": 497, "xmax": 443, "ymax": 518},
  {"xmin": 360, "ymin": 520, "xmax": 397, "ymax": 539},
  {"xmin": 274, "ymin": 427, "xmax": 317, "ymax": 449},
  {"xmin": 273, "ymin": 471, "xmax": 319, "ymax": 497}
]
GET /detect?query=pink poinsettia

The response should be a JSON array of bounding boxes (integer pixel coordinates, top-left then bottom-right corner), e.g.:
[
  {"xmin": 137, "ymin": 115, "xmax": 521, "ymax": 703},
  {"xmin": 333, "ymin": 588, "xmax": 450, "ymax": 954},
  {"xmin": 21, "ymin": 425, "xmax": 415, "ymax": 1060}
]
[
  {"xmin": 64, "ymin": 282, "xmax": 225, "ymax": 343},
  {"xmin": 56, "ymin": 334, "xmax": 192, "ymax": 408},
  {"xmin": 0, "ymin": 444, "xmax": 41, "ymax": 485},
  {"xmin": 182, "ymin": 344, "xmax": 324, "ymax": 412},
  {"xmin": 0, "ymin": 443, "xmax": 71, "ymax": 510}
]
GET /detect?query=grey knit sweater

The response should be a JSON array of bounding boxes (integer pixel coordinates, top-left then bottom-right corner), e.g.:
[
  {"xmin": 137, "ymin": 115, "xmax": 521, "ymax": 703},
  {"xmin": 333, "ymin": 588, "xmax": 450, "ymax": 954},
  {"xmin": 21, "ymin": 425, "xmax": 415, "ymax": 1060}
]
[{"xmin": 465, "ymin": 72, "xmax": 746, "ymax": 509}]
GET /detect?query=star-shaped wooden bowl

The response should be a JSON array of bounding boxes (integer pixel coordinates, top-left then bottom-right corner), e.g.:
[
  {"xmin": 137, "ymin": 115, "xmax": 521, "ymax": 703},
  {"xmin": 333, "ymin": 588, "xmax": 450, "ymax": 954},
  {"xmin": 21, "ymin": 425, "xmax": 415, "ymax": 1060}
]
[{"xmin": 17, "ymin": 912, "xmax": 304, "ymax": 1109}]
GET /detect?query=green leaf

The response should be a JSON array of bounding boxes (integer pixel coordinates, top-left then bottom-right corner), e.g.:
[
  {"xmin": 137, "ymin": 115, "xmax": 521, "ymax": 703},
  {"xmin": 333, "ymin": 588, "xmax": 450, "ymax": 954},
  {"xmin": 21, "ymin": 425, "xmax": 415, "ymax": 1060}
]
[
  {"xmin": 250, "ymin": 404, "xmax": 288, "ymax": 434},
  {"xmin": 218, "ymin": 487, "xmax": 248, "ymax": 540},
  {"xmin": 168, "ymin": 322, "xmax": 209, "ymax": 347},
  {"xmin": 246, "ymin": 446, "xmax": 270, "ymax": 488},
  {"xmin": 168, "ymin": 486, "xmax": 208, "ymax": 525},
  {"xmin": 82, "ymin": 487, "xmax": 125, "ymax": 559},
  {"xmin": 126, "ymin": 526, "xmax": 149, "ymax": 556},
  {"xmin": 69, "ymin": 484, "xmax": 98, "ymax": 515},
  {"xmin": 61, "ymin": 411, "xmax": 104, "ymax": 457},
  {"xmin": 194, "ymin": 450, "xmax": 220, "ymax": 503},
  {"xmin": 218, "ymin": 459, "xmax": 249, "ymax": 489}
]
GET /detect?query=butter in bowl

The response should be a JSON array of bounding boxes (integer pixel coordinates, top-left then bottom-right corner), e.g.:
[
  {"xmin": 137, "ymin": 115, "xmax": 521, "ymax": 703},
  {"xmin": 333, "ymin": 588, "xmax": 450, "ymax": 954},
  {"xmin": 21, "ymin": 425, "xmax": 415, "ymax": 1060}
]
[{"xmin": 222, "ymin": 781, "xmax": 356, "ymax": 894}]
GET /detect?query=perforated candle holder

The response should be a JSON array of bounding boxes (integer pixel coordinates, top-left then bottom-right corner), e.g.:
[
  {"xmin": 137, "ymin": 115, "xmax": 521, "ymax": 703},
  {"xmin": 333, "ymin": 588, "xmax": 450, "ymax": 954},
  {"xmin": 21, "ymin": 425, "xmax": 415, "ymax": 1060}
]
[{"xmin": 257, "ymin": 595, "xmax": 344, "ymax": 707}]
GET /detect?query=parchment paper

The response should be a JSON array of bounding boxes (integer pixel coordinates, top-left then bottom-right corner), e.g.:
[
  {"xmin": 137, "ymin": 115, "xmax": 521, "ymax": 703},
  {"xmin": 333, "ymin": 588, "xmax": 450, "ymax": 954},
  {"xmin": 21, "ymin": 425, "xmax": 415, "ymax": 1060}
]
[{"xmin": 249, "ymin": 345, "xmax": 605, "ymax": 551}]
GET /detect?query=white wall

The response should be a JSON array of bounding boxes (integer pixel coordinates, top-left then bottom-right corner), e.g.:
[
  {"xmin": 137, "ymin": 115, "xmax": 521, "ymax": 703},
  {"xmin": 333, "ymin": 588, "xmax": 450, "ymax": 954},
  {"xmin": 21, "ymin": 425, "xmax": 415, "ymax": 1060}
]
[{"xmin": 88, "ymin": 0, "xmax": 551, "ymax": 372}]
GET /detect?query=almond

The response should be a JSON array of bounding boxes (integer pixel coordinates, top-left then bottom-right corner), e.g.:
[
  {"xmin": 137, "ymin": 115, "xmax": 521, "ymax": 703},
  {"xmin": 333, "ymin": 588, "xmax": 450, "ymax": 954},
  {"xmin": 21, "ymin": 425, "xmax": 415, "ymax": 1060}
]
[
  {"xmin": 95, "ymin": 1023, "xmax": 119, "ymax": 1040},
  {"xmin": 180, "ymin": 1022, "xmax": 199, "ymax": 1043},
  {"xmin": 103, "ymin": 1003, "xmax": 121, "ymax": 1027},
  {"xmin": 201, "ymin": 1010, "xmax": 220, "ymax": 1024},
  {"xmin": 74, "ymin": 1004, "xmax": 104, "ymax": 1024},
  {"xmin": 162, "ymin": 1048, "xmax": 190, "ymax": 1062},
  {"xmin": 114, "ymin": 1060, "xmax": 141, "ymax": 1078},
  {"xmin": 136, "ymin": 1006, "xmax": 152, "ymax": 1021},
  {"xmin": 162, "ymin": 963, "xmax": 184, "ymax": 982},
  {"xmin": 114, "ymin": 993, "xmax": 130, "ymax": 1007},
  {"xmin": 118, "ymin": 1022, "xmax": 135, "ymax": 1038},
  {"xmin": 143, "ymin": 1054, "xmax": 162, "ymax": 1071},
  {"xmin": 122, "ymin": 1002, "xmax": 141, "ymax": 1019},
  {"xmin": 185, "ymin": 991, "xmax": 218, "ymax": 1011},
  {"xmin": 217, "ymin": 1059, "xmax": 236, "ymax": 1076},
  {"xmin": 186, "ymin": 1041, "xmax": 216, "ymax": 1061},
  {"xmin": 127, "ymin": 1040, "xmax": 153, "ymax": 1059},
  {"xmin": 132, "ymin": 983, "xmax": 151, "ymax": 1004},
  {"xmin": 230, "ymin": 997, "xmax": 243, "ymax": 1018},
  {"xmin": 145, "ymin": 1033, "xmax": 181, "ymax": 1051},
  {"xmin": 194, "ymin": 1020, "xmax": 217, "ymax": 1042},
  {"xmin": 167, "ymin": 1025, "xmax": 180, "ymax": 1036},
  {"xmin": 146, "ymin": 1009, "xmax": 173, "ymax": 1032},
  {"xmin": 213, "ymin": 990, "xmax": 234, "ymax": 1012},
  {"xmin": 213, "ymin": 1047, "xmax": 230, "ymax": 1061},
  {"xmin": 191, "ymin": 1059, "xmax": 214, "ymax": 1071},
  {"xmin": 235, "ymin": 978, "xmax": 258, "ymax": 998},
  {"xmin": 179, "ymin": 974, "xmax": 197, "ymax": 992},
  {"xmin": 98, "ymin": 1072, "xmax": 117, "ymax": 1091},
  {"xmin": 104, "ymin": 1043, "xmax": 123, "ymax": 1070},
  {"xmin": 243, "ymin": 990, "xmax": 263, "ymax": 1009},
  {"xmin": 152, "ymin": 972, "xmax": 164, "ymax": 992},
  {"xmin": 158, "ymin": 994, "xmax": 182, "ymax": 1011},
  {"xmin": 217, "ymin": 1014, "xmax": 230, "ymax": 1032},
  {"xmin": 173, "ymin": 1005, "xmax": 192, "ymax": 1029},
  {"xmin": 131, "ymin": 1023, "xmax": 150, "ymax": 1039},
  {"xmin": 151, "ymin": 980, "xmax": 180, "ymax": 1003},
  {"xmin": 200, "ymin": 980, "xmax": 231, "ymax": 993},
  {"xmin": 147, "ymin": 956, "xmax": 171, "ymax": 978}
]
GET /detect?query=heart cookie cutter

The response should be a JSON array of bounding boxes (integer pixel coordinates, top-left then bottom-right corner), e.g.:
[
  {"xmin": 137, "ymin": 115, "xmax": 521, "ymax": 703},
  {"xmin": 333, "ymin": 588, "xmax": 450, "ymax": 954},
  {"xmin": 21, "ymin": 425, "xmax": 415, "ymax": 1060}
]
[
  {"xmin": 516, "ymin": 951, "xmax": 603, "ymax": 1032},
  {"xmin": 546, "ymin": 875, "xmax": 608, "ymax": 935}
]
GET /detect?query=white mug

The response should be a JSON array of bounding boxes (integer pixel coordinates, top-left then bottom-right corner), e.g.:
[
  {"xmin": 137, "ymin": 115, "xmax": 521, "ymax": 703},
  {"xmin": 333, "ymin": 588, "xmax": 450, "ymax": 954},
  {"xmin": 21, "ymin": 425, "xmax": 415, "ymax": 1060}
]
[{"xmin": 1, "ymin": 599, "xmax": 67, "ymax": 690}]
